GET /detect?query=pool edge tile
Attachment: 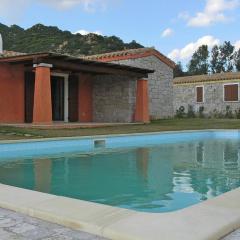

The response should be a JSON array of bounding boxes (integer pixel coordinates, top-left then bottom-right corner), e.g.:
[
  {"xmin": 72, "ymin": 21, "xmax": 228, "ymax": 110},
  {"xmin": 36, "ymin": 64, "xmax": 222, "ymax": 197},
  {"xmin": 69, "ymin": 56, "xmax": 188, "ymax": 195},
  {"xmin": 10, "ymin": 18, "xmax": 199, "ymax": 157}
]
[{"xmin": 1, "ymin": 184, "xmax": 240, "ymax": 240}]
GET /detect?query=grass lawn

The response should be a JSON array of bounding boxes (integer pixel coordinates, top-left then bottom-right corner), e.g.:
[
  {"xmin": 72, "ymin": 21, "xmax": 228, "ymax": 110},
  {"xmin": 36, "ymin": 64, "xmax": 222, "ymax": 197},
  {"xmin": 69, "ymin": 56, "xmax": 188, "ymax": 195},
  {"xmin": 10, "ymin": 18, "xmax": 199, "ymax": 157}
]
[{"xmin": 0, "ymin": 118, "xmax": 240, "ymax": 141}]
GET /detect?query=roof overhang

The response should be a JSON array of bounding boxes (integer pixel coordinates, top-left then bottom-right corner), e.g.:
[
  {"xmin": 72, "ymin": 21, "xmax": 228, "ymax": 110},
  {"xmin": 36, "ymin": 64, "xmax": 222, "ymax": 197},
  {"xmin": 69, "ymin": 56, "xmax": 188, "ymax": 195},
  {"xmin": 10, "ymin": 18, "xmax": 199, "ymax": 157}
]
[{"xmin": 0, "ymin": 52, "xmax": 154, "ymax": 78}]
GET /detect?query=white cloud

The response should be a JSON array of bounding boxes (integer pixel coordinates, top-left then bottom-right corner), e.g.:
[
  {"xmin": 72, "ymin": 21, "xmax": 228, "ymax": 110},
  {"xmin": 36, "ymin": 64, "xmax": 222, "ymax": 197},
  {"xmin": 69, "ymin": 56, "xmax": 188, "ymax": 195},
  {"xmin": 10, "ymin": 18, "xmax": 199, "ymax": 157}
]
[
  {"xmin": 235, "ymin": 40, "xmax": 240, "ymax": 50},
  {"xmin": 40, "ymin": 0, "xmax": 110, "ymax": 12},
  {"xmin": 178, "ymin": 11, "xmax": 190, "ymax": 20},
  {"xmin": 74, "ymin": 29, "xmax": 102, "ymax": 35},
  {"xmin": 41, "ymin": 0, "xmax": 90, "ymax": 9},
  {"xmin": 161, "ymin": 28, "xmax": 173, "ymax": 38},
  {"xmin": 187, "ymin": 0, "xmax": 240, "ymax": 27},
  {"xmin": 168, "ymin": 35, "xmax": 220, "ymax": 61},
  {"xmin": 0, "ymin": 0, "xmax": 115, "ymax": 22}
]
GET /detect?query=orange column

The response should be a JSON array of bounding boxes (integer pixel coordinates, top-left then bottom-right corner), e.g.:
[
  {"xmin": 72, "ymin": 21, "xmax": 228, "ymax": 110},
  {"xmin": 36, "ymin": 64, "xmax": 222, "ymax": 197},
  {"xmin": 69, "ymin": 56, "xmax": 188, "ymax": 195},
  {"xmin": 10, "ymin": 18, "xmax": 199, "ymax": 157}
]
[
  {"xmin": 78, "ymin": 74, "xmax": 93, "ymax": 122},
  {"xmin": 34, "ymin": 158, "xmax": 52, "ymax": 192},
  {"xmin": 33, "ymin": 64, "xmax": 53, "ymax": 124},
  {"xmin": 135, "ymin": 79, "xmax": 150, "ymax": 123}
]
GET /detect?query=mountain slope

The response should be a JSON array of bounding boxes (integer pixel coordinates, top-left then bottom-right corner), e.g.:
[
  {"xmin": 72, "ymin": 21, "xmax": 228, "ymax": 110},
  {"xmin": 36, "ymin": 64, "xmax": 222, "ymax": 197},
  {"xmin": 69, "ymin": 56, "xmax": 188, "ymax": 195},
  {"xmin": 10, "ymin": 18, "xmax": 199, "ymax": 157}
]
[{"xmin": 0, "ymin": 23, "xmax": 143, "ymax": 56}]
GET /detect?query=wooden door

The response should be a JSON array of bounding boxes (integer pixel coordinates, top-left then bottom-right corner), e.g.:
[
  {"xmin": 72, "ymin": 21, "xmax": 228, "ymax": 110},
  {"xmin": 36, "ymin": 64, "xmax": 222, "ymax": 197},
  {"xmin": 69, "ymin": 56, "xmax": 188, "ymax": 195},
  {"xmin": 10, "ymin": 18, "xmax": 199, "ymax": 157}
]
[
  {"xmin": 51, "ymin": 76, "xmax": 65, "ymax": 121},
  {"xmin": 24, "ymin": 72, "xmax": 35, "ymax": 123},
  {"xmin": 68, "ymin": 75, "xmax": 79, "ymax": 122}
]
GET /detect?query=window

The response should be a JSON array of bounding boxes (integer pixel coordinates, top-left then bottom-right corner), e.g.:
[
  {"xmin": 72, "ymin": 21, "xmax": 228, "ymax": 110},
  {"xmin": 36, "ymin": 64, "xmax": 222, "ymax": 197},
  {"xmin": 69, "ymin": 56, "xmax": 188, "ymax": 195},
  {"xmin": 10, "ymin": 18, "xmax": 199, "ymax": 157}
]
[
  {"xmin": 224, "ymin": 84, "xmax": 239, "ymax": 102},
  {"xmin": 196, "ymin": 86, "xmax": 204, "ymax": 103}
]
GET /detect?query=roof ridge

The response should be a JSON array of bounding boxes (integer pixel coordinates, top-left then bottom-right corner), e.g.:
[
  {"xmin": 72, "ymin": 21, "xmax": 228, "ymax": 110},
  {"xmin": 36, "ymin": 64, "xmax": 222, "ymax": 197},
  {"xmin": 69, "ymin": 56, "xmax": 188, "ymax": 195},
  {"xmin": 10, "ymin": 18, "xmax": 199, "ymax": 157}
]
[
  {"xmin": 174, "ymin": 72, "xmax": 240, "ymax": 84},
  {"xmin": 83, "ymin": 47, "xmax": 176, "ymax": 69},
  {"xmin": 174, "ymin": 72, "xmax": 240, "ymax": 79},
  {"xmin": 84, "ymin": 47, "xmax": 153, "ymax": 57}
]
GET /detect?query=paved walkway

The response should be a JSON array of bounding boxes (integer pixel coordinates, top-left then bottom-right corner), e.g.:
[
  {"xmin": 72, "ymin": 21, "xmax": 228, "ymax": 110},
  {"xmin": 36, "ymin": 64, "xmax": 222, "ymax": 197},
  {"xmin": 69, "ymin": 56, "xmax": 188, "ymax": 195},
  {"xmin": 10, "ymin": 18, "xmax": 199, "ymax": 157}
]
[
  {"xmin": 0, "ymin": 208, "xmax": 107, "ymax": 240},
  {"xmin": 0, "ymin": 207, "xmax": 239, "ymax": 240},
  {"xmin": 223, "ymin": 230, "xmax": 240, "ymax": 240}
]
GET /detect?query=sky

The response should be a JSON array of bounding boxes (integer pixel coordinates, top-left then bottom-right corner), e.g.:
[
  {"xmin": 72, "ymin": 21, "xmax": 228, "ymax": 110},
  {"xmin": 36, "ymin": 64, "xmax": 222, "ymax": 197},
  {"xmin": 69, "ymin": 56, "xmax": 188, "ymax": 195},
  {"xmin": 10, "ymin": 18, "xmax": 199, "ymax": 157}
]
[{"xmin": 0, "ymin": 0, "xmax": 240, "ymax": 64}]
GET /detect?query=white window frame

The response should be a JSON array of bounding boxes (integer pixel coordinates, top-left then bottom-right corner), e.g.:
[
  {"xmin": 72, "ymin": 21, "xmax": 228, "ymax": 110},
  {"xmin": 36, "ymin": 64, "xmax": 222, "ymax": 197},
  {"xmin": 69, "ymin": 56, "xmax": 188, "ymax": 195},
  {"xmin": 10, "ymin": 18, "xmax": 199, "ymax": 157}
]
[
  {"xmin": 223, "ymin": 83, "xmax": 239, "ymax": 103},
  {"xmin": 51, "ymin": 72, "xmax": 69, "ymax": 122},
  {"xmin": 195, "ymin": 85, "xmax": 204, "ymax": 103}
]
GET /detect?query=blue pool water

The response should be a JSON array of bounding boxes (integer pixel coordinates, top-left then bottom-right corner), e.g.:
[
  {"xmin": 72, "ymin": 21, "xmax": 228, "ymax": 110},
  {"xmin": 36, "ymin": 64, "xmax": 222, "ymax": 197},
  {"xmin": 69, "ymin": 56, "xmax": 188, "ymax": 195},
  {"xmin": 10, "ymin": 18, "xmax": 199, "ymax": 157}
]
[{"xmin": 0, "ymin": 131, "xmax": 240, "ymax": 213}]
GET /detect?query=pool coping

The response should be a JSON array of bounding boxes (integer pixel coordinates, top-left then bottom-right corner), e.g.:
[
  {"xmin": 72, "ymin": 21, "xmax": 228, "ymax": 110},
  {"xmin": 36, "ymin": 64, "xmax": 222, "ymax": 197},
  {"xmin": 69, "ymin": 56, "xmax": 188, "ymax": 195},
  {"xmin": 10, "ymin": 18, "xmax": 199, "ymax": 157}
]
[
  {"xmin": 0, "ymin": 128, "xmax": 239, "ymax": 144},
  {"xmin": 1, "ymin": 130, "xmax": 240, "ymax": 240},
  {"xmin": 0, "ymin": 184, "xmax": 240, "ymax": 240}
]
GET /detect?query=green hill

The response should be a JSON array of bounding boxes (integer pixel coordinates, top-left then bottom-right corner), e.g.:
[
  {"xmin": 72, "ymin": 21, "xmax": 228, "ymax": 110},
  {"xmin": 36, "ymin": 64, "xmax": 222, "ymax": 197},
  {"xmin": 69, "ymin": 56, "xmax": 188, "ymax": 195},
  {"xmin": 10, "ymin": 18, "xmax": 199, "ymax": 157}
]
[{"xmin": 0, "ymin": 23, "xmax": 143, "ymax": 56}]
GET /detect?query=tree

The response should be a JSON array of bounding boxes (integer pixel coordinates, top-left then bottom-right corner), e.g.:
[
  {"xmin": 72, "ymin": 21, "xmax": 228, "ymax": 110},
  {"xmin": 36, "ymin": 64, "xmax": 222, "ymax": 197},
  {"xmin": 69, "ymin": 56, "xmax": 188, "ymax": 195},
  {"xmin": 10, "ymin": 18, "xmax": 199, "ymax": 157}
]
[
  {"xmin": 210, "ymin": 45, "xmax": 222, "ymax": 73},
  {"xmin": 127, "ymin": 40, "xmax": 143, "ymax": 49},
  {"xmin": 174, "ymin": 61, "xmax": 185, "ymax": 77},
  {"xmin": 0, "ymin": 23, "xmax": 144, "ymax": 56},
  {"xmin": 234, "ymin": 49, "xmax": 240, "ymax": 71},
  {"xmin": 219, "ymin": 41, "xmax": 234, "ymax": 72},
  {"xmin": 188, "ymin": 45, "xmax": 209, "ymax": 75}
]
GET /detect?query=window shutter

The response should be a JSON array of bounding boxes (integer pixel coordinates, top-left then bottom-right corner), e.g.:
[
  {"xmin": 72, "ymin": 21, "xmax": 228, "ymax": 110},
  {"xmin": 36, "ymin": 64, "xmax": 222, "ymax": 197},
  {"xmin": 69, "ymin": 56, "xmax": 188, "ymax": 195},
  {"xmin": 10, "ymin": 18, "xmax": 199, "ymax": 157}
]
[
  {"xmin": 224, "ymin": 84, "xmax": 238, "ymax": 101},
  {"xmin": 196, "ymin": 87, "xmax": 203, "ymax": 103}
]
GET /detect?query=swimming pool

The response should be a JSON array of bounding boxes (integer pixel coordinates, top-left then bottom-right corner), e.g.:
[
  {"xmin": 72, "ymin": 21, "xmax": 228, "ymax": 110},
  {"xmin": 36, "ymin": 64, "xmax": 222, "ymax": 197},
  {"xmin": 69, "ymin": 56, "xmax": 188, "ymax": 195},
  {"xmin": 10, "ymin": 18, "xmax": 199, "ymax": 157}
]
[{"xmin": 0, "ymin": 130, "xmax": 240, "ymax": 213}]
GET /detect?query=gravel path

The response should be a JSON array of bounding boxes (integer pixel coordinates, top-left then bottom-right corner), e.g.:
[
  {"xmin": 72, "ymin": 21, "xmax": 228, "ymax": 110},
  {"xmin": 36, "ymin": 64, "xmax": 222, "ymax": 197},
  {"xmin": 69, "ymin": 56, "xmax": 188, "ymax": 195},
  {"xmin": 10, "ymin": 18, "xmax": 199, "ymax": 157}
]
[{"xmin": 0, "ymin": 208, "xmax": 107, "ymax": 240}]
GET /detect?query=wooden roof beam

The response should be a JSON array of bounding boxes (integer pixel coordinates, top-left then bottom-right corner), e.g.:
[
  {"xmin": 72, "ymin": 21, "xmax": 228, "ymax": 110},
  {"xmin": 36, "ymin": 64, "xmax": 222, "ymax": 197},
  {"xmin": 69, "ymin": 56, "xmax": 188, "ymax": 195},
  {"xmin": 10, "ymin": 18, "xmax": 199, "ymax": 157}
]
[{"xmin": 44, "ymin": 59, "xmax": 149, "ymax": 78}]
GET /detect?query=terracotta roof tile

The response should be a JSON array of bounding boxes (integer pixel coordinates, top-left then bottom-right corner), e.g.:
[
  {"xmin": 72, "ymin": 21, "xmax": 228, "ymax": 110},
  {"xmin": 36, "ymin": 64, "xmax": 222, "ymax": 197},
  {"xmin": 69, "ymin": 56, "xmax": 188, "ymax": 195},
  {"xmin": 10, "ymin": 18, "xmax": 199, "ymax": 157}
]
[
  {"xmin": 0, "ymin": 50, "xmax": 26, "ymax": 58},
  {"xmin": 83, "ymin": 48, "xmax": 176, "ymax": 69},
  {"xmin": 174, "ymin": 72, "xmax": 240, "ymax": 84}
]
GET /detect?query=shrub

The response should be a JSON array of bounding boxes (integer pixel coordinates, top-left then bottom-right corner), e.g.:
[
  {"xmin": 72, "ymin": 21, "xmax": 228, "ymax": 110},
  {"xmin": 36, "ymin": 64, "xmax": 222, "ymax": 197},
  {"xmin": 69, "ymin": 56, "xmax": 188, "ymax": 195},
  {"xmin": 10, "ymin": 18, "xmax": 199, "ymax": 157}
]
[
  {"xmin": 198, "ymin": 106, "xmax": 205, "ymax": 118},
  {"xmin": 225, "ymin": 105, "xmax": 234, "ymax": 119},
  {"xmin": 235, "ymin": 108, "xmax": 240, "ymax": 119},
  {"xmin": 212, "ymin": 109, "xmax": 224, "ymax": 119},
  {"xmin": 187, "ymin": 105, "xmax": 195, "ymax": 118},
  {"xmin": 176, "ymin": 106, "xmax": 185, "ymax": 118}
]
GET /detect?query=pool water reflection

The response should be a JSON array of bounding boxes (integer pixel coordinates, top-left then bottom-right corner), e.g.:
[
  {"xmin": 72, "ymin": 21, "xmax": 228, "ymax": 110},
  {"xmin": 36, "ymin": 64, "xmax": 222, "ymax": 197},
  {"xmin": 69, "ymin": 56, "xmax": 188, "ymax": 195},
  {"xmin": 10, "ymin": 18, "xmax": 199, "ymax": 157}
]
[{"xmin": 0, "ymin": 138, "xmax": 240, "ymax": 212}]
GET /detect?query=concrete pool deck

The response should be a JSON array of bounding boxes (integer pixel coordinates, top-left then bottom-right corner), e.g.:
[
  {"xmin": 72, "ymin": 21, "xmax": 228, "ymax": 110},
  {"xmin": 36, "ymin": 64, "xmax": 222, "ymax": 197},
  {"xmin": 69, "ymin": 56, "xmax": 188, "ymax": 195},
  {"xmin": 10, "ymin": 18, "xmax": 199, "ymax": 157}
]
[
  {"xmin": 0, "ymin": 183, "xmax": 240, "ymax": 240},
  {"xmin": 0, "ymin": 207, "xmax": 107, "ymax": 240}
]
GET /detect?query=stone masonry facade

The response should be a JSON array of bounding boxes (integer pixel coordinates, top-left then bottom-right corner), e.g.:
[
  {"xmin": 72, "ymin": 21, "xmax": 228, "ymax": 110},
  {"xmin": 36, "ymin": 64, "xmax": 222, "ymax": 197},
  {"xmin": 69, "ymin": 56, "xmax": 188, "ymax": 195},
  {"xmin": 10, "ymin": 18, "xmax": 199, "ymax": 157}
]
[
  {"xmin": 174, "ymin": 81, "xmax": 240, "ymax": 116},
  {"xmin": 93, "ymin": 74, "xmax": 137, "ymax": 123},
  {"xmin": 110, "ymin": 55, "xmax": 174, "ymax": 119}
]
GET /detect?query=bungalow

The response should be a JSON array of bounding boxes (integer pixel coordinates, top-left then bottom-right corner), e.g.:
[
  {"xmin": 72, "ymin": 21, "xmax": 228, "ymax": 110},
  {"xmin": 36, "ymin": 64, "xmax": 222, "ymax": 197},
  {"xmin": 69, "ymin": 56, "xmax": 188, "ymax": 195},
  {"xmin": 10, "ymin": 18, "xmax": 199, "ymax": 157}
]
[
  {"xmin": 0, "ymin": 50, "xmax": 154, "ymax": 125},
  {"xmin": 85, "ymin": 48, "xmax": 176, "ymax": 119},
  {"xmin": 174, "ymin": 72, "xmax": 240, "ymax": 116}
]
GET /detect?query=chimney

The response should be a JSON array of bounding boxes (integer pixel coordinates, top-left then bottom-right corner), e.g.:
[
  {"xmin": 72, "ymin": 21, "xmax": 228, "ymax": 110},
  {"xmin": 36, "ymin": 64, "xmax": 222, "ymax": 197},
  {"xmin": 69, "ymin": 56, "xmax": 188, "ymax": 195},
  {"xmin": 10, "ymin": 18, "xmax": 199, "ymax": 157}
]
[{"xmin": 0, "ymin": 33, "xmax": 3, "ymax": 54}]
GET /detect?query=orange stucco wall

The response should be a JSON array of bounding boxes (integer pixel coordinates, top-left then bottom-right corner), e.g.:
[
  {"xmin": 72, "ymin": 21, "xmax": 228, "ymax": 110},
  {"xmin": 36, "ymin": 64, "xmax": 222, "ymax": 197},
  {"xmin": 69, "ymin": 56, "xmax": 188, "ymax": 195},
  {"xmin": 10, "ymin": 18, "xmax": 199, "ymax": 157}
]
[{"xmin": 0, "ymin": 63, "xmax": 25, "ymax": 123}]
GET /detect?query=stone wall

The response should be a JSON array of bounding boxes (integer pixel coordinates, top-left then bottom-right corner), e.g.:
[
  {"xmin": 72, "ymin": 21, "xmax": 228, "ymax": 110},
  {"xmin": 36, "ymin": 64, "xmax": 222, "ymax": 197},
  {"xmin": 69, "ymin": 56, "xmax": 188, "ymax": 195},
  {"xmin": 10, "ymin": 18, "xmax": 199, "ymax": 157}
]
[
  {"xmin": 110, "ymin": 55, "xmax": 174, "ymax": 119},
  {"xmin": 174, "ymin": 81, "xmax": 240, "ymax": 116},
  {"xmin": 93, "ymin": 74, "xmax": 137, "ymax": 123}
]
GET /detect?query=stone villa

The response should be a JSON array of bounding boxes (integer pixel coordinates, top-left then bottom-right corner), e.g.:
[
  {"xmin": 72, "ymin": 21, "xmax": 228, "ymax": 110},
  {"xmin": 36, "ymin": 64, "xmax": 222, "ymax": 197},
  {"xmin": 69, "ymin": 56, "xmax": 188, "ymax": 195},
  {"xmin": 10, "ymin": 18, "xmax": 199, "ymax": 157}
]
[
  {"xmin": 85, "ymin": 48, "xmax": 175, "ymax": 119},
  {"xmin": 0, "ymin": 32, "xmax": 176, "ymax": 125},
  {"xmin": 174, "ymin": 72, "xmax": 240, "ymax": 116},
  {"xmin": 0, "ymin": 51, "xmax": 155, "ymax": 125}
]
